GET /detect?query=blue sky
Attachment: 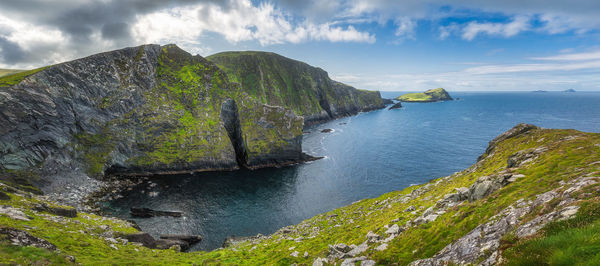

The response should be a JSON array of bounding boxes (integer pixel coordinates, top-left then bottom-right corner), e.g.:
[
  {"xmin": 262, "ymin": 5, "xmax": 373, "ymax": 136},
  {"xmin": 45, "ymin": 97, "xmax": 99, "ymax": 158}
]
[{"xmin": 1, "ymin": 0, "xmax": 600, "ymax": 91}]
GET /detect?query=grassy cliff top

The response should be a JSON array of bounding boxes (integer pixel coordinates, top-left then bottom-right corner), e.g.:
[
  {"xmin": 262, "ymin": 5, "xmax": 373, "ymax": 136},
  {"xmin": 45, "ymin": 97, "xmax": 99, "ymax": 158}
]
[
  {"xmin": 1, "ymin": 123, "xmax": 599, "ymax": 264},
  {"xmin": 396, "ymin": 88, "xmax": 453, "ymax": 102},
  {"xmin": 0, "ymin": 69, "xmax": 25, "ymax": 78}
]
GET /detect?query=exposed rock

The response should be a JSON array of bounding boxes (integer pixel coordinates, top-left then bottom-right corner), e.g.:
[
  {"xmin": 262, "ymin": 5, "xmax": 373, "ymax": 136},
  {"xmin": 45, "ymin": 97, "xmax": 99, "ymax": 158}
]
[
  {"xmin": 347, "ymin": 242, "xmax": 369, "ymax": 257},
  {"xmin": 312, "ymin": 257, "xmax": 328, "ymax": 266},
  {"xmin": 506, "ymin": 147, "xmax": 547, "ymax": 168},
  {"xmin": 33, "ymin": 203, "xmax": 77, "ymax": 218},
  {"xmin": 366, "ymin": 231, "xmax": 381, "ymax": 243},
  {"xmin": 468, "ymin": 176, "xmax": 504, "ymax": 202},
  {"xmin": 385, "ymin": 224, "xmax": 402, "ymax": 235},
  {"xmin": 361, "ymin": 260, "xmax": 376, "ymax": 266},
  {"xmin": 0, "ymin": 205, "xmax": 30, "ymax": 221},
  {"xmin": 0, "ymin": 44, "xmax": 307, "ymax": 204},
  {"xmin": 130, "ymin": 207, "xmax": 182, "ymax": 218},
  {"xmin": 375, "ymin": 243, "xmax": 388, "ymax": 251},
  {"xmin": 207, "ymin": 51, "xmax": 385, "ymax": 126},
  {"xmin": 0, "ymin": 227, "xmax": 57, "ymax": 250},
  {"xmin": 155, "ymin": 238, "xmax": 189, "ymax": 251},
  {"xmin": 120, "ymin": 232, "xmax": 156, "ymax": 248},
  {"xmin": 388, "ymin": 102, "xmax": 403, "ymax": 110},
  {"xmin": 321, "ymin": 129, "xmax": 334, "ymax": 133},
  {"xmin": 382, "ymin": 98, "xmax": 394, "ymax": 105},
  {"xmin": 290, "ymin": 251, "xmax": 299, "ymax": 257},
  {"xmin": 341, "ymin": 256, "xmax": 367, "ymax": 266},
  {"xmin": 478, "ymin": 123, "xmax": 539, "ymax": 161}
]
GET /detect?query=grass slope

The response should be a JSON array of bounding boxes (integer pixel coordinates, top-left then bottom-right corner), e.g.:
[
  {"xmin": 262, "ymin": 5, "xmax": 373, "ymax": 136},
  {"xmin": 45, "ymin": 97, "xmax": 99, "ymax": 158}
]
[
  {"xmin": 396, "ymin": 88, "xmax": 452, "ymax": 102},
  {"xmin": 0, "ymin": 69, "xmax": 25, "ymax": 78},
  {"xmin": 1, "ymin": 124, "xmax": 599, "ymax": 265}
]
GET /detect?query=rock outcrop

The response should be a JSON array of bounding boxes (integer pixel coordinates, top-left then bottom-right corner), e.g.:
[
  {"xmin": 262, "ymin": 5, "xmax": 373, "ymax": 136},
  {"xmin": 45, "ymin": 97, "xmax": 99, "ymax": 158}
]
[
  {"xmin": 0, "ymin": 44, "xmax": 306, "ymax": 202},
  {"xmin": 207, "ymin": 51, "xmax": 386, "ymax": 125}
]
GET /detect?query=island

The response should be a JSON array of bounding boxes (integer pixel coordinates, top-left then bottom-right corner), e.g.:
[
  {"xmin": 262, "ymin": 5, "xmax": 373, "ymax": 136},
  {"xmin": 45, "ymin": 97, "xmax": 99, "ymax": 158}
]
[
  {"xmin": 564, "ymin": 89, "xmax": 576, "ymax": 92},
  {"xmin": 396, "ymin": 88, "xmax": 453, "ymax": 102}
]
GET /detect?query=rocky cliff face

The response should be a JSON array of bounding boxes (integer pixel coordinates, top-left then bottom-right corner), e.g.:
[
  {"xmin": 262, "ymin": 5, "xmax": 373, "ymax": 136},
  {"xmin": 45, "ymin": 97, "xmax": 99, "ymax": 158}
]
[
  {"xmin": 0, "ymin": 44, "xmax": 304, "ymax": 200},
  {"xmin": 2, "ymin": 124, "xmax": 598, "ymax": 264},
  {"xmin": 207, "ymin": 51, "xmax": 385, "ymax": 125}
]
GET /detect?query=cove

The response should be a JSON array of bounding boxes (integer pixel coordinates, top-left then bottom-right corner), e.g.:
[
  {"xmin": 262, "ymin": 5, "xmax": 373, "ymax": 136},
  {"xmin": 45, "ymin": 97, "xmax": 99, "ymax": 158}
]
[{"xmin": 102, "ymin": 91, "xmax": 600, "ymax": 251}]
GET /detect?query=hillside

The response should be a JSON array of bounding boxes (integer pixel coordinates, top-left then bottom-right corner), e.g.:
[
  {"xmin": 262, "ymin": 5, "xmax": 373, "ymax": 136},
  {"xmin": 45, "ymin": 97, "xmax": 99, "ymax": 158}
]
[
  {"xmin": 1, "ymin": 123, "xmax": 599, "ymax": 264},
  {"xmin": 0, "ymin": 44, "xmax": 308, "ymax": 204},
  {"xmin": 0, "ymin": 69, "xmax": 25, "ymax": 78},
  {"xmin": 397, "ymin": 88, "xmax": 453, "ymax": 102},
  {"xmin": 207, "ymin": 51, "xmax": 385, "ymax": 125}
]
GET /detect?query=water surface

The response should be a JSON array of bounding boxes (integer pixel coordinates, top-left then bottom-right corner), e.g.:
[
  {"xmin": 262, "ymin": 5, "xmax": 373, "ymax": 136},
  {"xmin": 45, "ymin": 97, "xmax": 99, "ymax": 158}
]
[{"xmin": 104, "ymin": 91, "xmax": 600, "ymax": 251}]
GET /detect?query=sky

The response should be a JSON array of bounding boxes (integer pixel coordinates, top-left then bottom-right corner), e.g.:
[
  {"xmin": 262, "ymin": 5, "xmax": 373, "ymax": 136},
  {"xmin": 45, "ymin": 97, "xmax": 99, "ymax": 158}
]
[{"xmin": 1, "ymin": 0, "xmax": 600, "ymax": 91}]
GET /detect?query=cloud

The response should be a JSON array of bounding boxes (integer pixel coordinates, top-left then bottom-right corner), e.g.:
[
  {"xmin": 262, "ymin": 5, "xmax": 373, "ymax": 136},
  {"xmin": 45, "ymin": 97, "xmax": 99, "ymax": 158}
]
[
  {"xmin": 394, "ymin": 17, "xmax": 417, "ymax": 40},
  {"xmin": 462, "ymin": 16, "xmax": 530, "ymax": 41},
  {"xmin": 529, "ymin": 50, "xmax": 600, "ymax": 61}
]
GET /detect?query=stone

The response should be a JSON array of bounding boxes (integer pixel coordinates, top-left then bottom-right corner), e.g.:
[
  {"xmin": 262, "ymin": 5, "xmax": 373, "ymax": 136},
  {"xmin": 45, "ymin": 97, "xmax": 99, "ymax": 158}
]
[
  {"xmin": 0, "ymin": 227, "xmax": 57, "ymax": 250},
  {"xmin": 32, "ymin": 203, "xmax": 77, "ymax": 218},
  {"xmin": 347, "ymin": 242, "xmax": 369, "ymax": 257},
  {"xmin": 366, "ymin": 231, "xmax": 381, "ymax": 243},
  {"xmin": 321, "ymin": 129, "xmax": 334, "ymax": 133},
  {"xmin": 155, "ymin": 239, "xmax": 189, "ymax": 251},
  {"xmin": 405, "ymin": 206, "xmax": 416, "ymax": 212},
  {"xmin": 385, "ymin": 224, "xmax": 402, "ymax": 235},
  {"xmin": 361, "ymin": 260, "xmax": 376, "ymax": 266},
  {"xmin": 388, "ymin": 102, "xmax": 403, "ymax": 110},
  {"xmin": 341, "ymin": 256, "xmax": 367, "ymax": 266},
  {"xmin": 290, "ymin": 251, "xmax": 299, "ymax": 257},
  {"xmin": 468, "ymin": 176, "xmax": 503, "ymax": 202},
  {"xmin": 120, "ymin": 232, "xmax": 156, "ymax": 248},
  {"xmin": 0, "ymin": 205, "xmax": 30, "ymax": 221},
  {"xmin": 312, "ymin": 257, "xmax": 328, "ymax": 266},
  {"xmin": 375, "ymin": 243, "xmax": 388, "ymax": 251}
]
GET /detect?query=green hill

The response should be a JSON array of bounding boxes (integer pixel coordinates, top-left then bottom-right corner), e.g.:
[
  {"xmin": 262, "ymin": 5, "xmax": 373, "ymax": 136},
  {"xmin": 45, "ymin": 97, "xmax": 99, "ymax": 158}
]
[
  {"xmin": 0, "ymin": 69, "xmax": 25, "ymax": 78},
  {"xmin": 208, "ymin": 51, "xmax": 385, "ymax": 125},
  {"xmin": 396, "ymin": 88, "xmax": 453, "ymax": 102},
  {"xmin": 2, "ymin": 123, "xmax": 599, "ymax": 265}
]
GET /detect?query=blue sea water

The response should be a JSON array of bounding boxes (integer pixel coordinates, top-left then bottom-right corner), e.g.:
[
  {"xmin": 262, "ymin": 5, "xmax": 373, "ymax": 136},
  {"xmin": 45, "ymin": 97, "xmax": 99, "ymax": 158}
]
[{"xmin": 104, "ymin": 91, "xmax": 600, "ymax": 251}]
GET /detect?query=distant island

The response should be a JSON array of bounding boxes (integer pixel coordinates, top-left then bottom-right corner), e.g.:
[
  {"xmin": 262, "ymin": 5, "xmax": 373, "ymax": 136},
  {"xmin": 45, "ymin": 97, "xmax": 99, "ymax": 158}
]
[
  {"xmin": 532, "ymin": 90, "xmax": 548, "ymax": 93},
  {"xmin": 396, "ymin": 88, "xmax": 453, "ymax": 102},
  {"xmin": 564, "ymin": 89, "xmax": 576, "ymax": 92}
]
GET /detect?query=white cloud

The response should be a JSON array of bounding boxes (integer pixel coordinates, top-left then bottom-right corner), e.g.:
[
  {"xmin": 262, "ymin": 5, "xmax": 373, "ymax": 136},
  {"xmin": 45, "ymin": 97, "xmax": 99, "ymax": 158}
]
[
  {"xmin": 462, "ymin": 16, "xmax": 530, "ymax": 41},
  {"xmin": 132, "ymin": 0, "xmax": 374, "ymax": 51},
  {"xmin": 529, "ymin": 50, "xmax": 600, "ymax": 61},
  {"xmin": 394, "ymin": 17, "xmax": 417, "ymax": 40}
]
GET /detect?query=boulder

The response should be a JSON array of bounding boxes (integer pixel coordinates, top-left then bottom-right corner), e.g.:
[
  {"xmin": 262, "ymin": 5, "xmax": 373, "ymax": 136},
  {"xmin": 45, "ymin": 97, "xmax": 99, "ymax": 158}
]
[
  {"xmin": 155, "ymin": 238, "xmax": 189, "ymax": 251},
  {"xmin": 33, "ymin": 203, "xmax": 77, "ymax": 218},
  {"xmin": 388, "ymin": 102, "xmax": 403, "ymax": 110},
  {"xmin": 0, "ymin": 227, "xmax": 56, "ymax": 250},
  {"xmin": 468, "ymin": 176, "xmax": 503, "ymax": 202},
  {"xmin": 120, "ymin": 232, "xmax": 156, "ymax": 248},
  {"xmin": 321, "ymin": 129, "xmax": 334, "ymax": 133}
]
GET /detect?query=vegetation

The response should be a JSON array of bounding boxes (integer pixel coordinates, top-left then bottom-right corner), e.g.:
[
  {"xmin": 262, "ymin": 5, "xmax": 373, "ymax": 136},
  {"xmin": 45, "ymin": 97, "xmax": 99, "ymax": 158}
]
[
  {"xmin": 1, "ymin": 125, "xmax": 599, "ymax": 264},
  {"xmin": 0, "ymin": 69, "xmax": 25, "ymax": 78},
  {"xmin": 396, "ymin": 88, "xmax": 453, "ymax": 102},
  {"xmin": 0, "ymin": 67, "xmax": 48, "ymax": 87}
]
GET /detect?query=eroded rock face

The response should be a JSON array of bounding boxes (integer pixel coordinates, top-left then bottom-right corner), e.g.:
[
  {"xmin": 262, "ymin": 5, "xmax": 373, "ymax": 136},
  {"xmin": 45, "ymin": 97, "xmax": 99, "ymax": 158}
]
[
  {"xmin": 0, "ymin": 227, "xmax": 57, "ymax": 250},
  {"xmin": 207, "ymin": 51, "xmax": 385, "ymax": 126},
  {"xmin": 0, "ymin": 44, "xmax": 305, "ymax": 203}
]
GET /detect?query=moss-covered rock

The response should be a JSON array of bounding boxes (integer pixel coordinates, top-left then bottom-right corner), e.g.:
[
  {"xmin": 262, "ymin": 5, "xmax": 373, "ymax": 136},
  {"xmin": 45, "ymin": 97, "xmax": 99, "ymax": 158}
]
[
  {"xmin": 396, "ymin": 88, "xmax": 453, "ymax": 102},
  {"xmin": 208, "ymin": 51, "xmax": 385, "ymax": 125},
  {"xmin": 0, "ymin": 44, "xmax": 305, "ymax": 203},
  {"xmin": 1, "ymin": 124, "xmax": 599, "ymax": 264}
]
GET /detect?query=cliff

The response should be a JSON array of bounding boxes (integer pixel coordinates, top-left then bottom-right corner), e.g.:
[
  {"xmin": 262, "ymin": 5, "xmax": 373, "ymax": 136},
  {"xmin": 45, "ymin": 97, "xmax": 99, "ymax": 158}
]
[
  {"xmin": 207, "ymin": 51, "xmax": 385, "ymax": 125},
  {"xmin": 2, "ymin": 124, "xmax": 599, "ymax": 264},
  {"xmin": 396, "ymin": 88, "xmax": 453, "ymax": 102},
  {"xmin": 0, "ymin": 44, "xmax": 305, "ymax": 201}
]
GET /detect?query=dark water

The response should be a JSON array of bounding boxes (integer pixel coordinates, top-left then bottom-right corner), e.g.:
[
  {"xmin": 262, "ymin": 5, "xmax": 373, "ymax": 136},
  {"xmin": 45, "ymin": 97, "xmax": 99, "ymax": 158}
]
[{"xmin": 103, "ymin": 92, "xmax": 600, "ymax": 251}]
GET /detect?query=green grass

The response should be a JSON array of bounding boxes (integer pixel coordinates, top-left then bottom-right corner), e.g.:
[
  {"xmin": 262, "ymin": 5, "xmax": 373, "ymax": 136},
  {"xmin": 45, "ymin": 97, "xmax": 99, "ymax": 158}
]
[
  {"xmin": 502, "ymin": 200, "xmax": 600, "ymax": 265},
  {"xmin": 396, "ymin": 88, "xmax": 452, "ymax": 102},
  {"xmin": 0, "ymin": 69, "xmax": 25, "ymax": 78},
  {"xmin": 0, "ymin": 67, "xmax": 48, "ymax": 87}
]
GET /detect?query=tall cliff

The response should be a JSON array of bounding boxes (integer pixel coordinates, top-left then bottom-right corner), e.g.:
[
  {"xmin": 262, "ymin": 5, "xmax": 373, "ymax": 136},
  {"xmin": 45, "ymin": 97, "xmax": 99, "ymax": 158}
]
[
  {"xmin": 0, "ymin": 44, "xmax": 304, "ymax": 198},
  {"xmin": 207, "ymin": 51, "xmax": 385, "ymax": 125}
]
